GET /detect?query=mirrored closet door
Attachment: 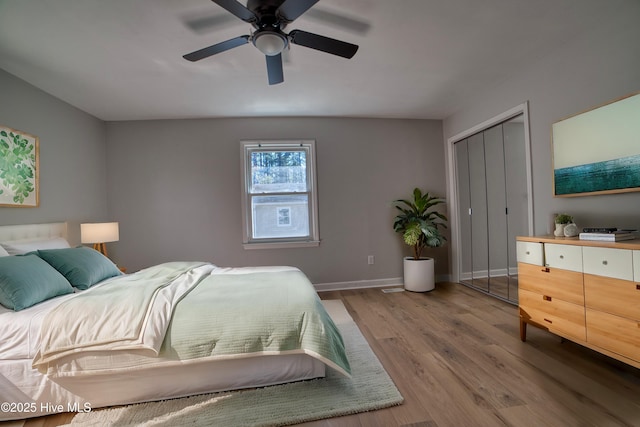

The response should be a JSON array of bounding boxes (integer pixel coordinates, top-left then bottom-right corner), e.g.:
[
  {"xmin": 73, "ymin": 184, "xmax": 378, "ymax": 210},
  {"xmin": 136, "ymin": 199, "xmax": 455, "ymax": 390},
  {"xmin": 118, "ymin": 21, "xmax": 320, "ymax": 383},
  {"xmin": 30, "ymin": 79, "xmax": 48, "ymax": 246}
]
[{"xmin": 454, "ymin": 115, "xmax": 529, "ymax": 303}]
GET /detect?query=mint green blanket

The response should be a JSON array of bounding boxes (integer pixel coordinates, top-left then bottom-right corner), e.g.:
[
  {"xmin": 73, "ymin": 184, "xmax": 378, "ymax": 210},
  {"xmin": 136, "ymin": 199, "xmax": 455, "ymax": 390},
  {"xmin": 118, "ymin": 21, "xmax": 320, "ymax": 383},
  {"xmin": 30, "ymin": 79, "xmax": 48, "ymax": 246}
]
[
  {"xmin": 35, "ymin": 264, "xmax": 350, "ymax": 377},
  {"xmin": 161, "ymin": 268, "xmax": 351, "ymax": 377}
]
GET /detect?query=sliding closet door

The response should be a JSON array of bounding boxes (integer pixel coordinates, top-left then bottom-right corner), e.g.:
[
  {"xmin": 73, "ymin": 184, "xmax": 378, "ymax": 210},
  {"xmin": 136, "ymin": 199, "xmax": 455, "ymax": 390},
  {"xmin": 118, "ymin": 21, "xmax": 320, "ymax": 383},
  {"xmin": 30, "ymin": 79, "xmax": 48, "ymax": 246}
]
[
  {"xmin": 455, "ymin": 140, "xmax": 473, "ymax": 283},
  {"xmin": 467, "ymin": 133, "xmax": 489, "ymax": 292},
  {"xmin": 503, "ymin": 117, "xmax": 528, "ymax": 300},
  {"xmin": 483, "ymin": 124, "xmax": 509, "ymax": 299},
  {"xmin": 454, "ymin": 114, "xmax": 528, "ymax": 303}
]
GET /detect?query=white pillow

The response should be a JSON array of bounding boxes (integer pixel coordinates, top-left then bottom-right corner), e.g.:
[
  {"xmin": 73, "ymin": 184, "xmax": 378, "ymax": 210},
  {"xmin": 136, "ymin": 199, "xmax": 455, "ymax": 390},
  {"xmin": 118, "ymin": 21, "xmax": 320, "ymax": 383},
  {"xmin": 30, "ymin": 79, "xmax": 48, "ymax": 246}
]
[{"xmin": 0, "ymin": 237, "xmax": 71, "ymax": 255}]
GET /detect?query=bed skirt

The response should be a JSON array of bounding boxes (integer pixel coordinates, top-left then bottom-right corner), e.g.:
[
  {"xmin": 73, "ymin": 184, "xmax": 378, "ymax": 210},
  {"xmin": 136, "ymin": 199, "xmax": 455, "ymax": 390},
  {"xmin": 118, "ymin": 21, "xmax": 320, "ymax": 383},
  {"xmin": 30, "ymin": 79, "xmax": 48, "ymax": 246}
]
[{"xmin": 0, "ymin": 354, "xmax": 324, "ymax": 420}]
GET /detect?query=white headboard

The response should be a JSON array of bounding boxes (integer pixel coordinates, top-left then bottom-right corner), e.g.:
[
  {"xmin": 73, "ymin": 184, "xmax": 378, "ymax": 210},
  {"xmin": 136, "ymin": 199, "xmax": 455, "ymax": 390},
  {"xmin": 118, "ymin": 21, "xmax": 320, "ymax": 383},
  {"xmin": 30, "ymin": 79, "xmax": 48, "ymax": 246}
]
[{"xmin": 0, "ymin": 222, "xmax": 68, "ymax": 242}]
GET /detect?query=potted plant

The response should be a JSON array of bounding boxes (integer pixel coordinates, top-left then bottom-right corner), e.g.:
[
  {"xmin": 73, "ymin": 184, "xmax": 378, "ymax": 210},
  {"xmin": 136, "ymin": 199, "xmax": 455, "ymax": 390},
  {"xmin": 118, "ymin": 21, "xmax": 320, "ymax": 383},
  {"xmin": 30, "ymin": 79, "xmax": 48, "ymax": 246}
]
[
  {"xmin": 554, "ymin": 213, "xmax": 573, "ymax": 237},
  {"xmin": 393, "ymin": 188, "xmax": 447, "ymax": 292}
]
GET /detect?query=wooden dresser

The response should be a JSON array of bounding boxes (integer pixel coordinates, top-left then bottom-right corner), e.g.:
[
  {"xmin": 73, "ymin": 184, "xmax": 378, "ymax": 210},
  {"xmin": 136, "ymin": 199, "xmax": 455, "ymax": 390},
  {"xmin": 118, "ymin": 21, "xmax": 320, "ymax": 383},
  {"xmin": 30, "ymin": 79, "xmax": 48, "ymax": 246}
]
[{"xmin": 516, "ymin": 235, "xmax": 640, "ymax": 369}]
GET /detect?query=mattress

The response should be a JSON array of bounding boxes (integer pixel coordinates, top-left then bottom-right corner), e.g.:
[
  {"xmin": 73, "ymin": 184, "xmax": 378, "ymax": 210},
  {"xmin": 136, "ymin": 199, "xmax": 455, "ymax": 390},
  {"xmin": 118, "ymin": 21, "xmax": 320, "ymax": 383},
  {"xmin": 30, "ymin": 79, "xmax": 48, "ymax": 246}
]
[{"xmin": 0, "ymin": 352, "xmax": 324, "ymax": 420}]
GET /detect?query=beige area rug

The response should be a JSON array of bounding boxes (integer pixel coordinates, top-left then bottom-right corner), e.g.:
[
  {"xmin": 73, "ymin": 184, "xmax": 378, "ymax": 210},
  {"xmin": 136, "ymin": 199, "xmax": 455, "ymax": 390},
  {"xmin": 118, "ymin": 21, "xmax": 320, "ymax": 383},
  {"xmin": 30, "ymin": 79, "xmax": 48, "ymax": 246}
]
[{"xmin": 66, "ymin": 300, "xmax": 403, "ymax": 426}]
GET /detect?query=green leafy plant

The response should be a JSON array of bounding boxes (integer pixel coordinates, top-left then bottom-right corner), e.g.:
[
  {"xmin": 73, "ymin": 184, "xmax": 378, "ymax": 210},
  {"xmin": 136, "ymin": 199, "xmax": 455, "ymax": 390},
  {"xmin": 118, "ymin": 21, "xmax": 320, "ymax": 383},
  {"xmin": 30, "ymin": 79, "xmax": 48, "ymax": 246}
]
[
  {"xmin": 555, "ymin": 213, "xmax": 573, "ymax": 224},
  {"xmin": 0, "ymin": 129, "xmax": 36, "ymax": 204},
  {"xmin": 393, "ymin": 188, "xmax": 448, "ymax": 260}
]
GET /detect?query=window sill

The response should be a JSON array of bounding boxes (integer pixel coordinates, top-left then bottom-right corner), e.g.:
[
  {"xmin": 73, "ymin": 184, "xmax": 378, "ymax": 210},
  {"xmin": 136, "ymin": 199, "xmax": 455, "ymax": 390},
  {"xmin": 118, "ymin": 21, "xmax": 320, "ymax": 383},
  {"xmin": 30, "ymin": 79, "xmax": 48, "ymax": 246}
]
[{"xmin": 243, "ymin": 240, "xmax": 320, "ymax": 250}]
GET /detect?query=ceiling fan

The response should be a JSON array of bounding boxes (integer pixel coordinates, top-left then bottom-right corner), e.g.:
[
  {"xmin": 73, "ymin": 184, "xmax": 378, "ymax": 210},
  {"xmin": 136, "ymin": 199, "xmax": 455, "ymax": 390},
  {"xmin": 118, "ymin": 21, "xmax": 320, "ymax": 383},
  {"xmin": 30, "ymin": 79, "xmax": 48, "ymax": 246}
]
[{"xmin": 182, "ymin": 0, "xmax": 359, "ymax": 85}]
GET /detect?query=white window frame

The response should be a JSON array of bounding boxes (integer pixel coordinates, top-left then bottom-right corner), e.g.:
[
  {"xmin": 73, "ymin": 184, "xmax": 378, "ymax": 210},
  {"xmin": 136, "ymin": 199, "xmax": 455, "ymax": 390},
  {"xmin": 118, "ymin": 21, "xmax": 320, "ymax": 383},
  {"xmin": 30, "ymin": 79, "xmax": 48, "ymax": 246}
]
[{"xmin": 240, "ymin": 140, "xmax": 320, "ymax": 249}]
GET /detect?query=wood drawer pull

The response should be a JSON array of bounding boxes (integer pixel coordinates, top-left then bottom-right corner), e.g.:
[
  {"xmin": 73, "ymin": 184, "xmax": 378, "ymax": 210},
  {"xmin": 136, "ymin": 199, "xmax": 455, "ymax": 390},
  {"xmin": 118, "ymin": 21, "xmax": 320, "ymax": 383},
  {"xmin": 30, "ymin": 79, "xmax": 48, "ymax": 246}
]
[
  {"xmin": 544, "ymin": 318, "xmax": 552, "ymax": 324},
  {"xmin": 636, "ymin": 284, "xmax": 640, "ymax": 290},
  {"xmin": 525, "ymin": 251, "xmax": 530, "ymax": 255},
  {"xmin": 602, "ymin": 260, "xmax": 608, "ymax": 265},
  {"xmin": 559, "ymin": 255, "xmax": 564, "ymax": 259},
  {"xmin": 543, "ymin": 295, "xmax": 552, "ymax": 302}
]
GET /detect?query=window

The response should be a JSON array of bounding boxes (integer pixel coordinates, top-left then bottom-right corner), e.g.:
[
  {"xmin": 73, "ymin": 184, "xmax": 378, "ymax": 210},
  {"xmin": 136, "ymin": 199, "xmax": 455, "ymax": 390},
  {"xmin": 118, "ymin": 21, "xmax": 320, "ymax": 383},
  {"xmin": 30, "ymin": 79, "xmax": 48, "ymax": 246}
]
[{"xmin": 241, "ymin": 140, "xmax": 319, "ymax": 249}]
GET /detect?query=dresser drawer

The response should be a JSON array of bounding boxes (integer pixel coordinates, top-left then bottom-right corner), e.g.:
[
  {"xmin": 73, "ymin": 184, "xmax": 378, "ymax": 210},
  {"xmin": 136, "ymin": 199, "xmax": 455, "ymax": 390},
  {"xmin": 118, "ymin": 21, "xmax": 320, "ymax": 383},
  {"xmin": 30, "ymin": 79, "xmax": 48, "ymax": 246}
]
[
  {"xmin": 586, "ymin": 308, "xmax": 640, "ymax": 363},
  {"xmin": 544, "ymin": 243, "xmax": 583, "ymax": 272},
  {"xmin": 583, "ymin": 247, "xmax": 633, "ymax": 281},
  {"xmin": 634, "ymin": 250, "xmax": 640, "ymax": 281},
  {"xmin": 519, "ymin": 288, "xmax": 586, "ymax": 342},
  {"xmin": 584, "ymin": 274, "xmax": 640, "ymax": 320},
  {"xmin": 516, "ymin": 241, "xmax": 544, "ymax": 266},
  {"xmin": 518, "ymin": 262, "xmax": 584, "ymax": 305}
]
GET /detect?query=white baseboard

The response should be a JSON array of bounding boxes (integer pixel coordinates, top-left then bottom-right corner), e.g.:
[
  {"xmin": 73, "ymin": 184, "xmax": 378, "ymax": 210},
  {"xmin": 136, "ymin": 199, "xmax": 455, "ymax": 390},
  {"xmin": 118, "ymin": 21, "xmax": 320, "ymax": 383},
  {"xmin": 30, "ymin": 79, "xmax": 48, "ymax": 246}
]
[{"xmin": 315, "ymin": 274, "xmax": 452, "ymax": 292}]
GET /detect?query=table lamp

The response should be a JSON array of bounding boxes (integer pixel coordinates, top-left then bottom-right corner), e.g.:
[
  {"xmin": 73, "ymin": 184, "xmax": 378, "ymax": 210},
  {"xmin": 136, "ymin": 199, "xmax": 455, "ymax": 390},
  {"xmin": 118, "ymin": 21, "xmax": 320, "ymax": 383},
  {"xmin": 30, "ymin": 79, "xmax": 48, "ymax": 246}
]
[{"xmin": 81, "ymin": 222, "xmax": 119, "ymax": 257}]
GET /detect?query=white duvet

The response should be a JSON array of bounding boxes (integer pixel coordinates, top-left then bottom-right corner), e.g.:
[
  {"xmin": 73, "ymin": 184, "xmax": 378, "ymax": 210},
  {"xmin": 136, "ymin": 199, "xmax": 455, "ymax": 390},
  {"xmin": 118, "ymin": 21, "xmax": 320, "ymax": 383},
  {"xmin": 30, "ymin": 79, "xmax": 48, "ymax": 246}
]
[
  {"xmin": 0, "ymin": 290, "xmax": 80, "ymax": 360},
  {"xmin": 33, "ymin": 262, "xmax": 214, "ymax": 369}
]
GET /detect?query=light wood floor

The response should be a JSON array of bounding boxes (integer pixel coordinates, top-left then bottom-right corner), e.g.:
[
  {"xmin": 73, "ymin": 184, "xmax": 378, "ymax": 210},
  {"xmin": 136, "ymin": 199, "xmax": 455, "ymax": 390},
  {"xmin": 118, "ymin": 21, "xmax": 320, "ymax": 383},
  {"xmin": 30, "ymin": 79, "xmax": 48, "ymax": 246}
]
[{"xmin": 17, "ymin": 282, "xmax": 640, "ymax": 427}]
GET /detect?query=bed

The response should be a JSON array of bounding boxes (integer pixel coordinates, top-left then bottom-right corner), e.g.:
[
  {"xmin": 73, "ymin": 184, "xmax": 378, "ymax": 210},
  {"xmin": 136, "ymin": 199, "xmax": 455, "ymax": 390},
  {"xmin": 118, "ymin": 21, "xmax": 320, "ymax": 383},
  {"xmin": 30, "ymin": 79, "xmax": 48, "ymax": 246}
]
[{"xmin": 0, "ymin": 222, "xmax": 350, "ymax": 421}]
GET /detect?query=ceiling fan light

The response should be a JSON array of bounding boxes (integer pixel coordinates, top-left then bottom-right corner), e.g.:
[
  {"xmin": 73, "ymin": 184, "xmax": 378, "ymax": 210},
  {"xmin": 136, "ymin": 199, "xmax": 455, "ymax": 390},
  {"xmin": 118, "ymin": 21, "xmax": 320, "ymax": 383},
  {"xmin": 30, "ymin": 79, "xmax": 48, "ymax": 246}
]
[{"xmin": 254, "ymin": 32, "xmax": 286, "ymax": 56}]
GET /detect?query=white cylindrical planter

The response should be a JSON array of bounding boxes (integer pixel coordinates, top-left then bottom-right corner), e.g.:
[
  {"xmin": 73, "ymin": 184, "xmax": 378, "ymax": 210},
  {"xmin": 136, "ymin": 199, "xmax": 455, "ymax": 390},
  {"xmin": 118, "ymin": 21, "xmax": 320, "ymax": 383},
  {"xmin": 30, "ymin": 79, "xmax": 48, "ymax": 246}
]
[{"xmin": 403, "ymin": 257, "xmax": 435, "ymax": 292}]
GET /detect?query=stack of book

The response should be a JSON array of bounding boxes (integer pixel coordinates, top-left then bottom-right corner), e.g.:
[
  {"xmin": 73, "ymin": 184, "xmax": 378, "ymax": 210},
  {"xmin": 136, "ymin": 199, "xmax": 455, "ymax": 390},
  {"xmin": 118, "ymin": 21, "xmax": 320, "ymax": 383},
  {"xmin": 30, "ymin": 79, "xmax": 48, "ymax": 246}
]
[{"xmin": 579, "ymin": 228, "xmax": 638, "ymax": 242}]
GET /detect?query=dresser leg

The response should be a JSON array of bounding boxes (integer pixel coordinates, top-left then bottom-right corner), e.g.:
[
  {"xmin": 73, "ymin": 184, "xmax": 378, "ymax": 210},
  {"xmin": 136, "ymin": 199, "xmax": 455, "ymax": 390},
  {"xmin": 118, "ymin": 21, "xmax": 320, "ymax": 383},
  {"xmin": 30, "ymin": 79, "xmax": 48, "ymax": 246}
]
[{"xmin": 520, "ymin": 319, "xmax": 527, "ymax": 342}]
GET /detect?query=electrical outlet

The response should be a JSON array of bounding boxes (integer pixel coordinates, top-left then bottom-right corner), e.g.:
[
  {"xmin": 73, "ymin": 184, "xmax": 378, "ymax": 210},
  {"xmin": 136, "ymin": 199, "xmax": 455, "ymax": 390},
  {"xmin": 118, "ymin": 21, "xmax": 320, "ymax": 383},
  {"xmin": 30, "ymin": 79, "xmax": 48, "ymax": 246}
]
[{"xmin": 367, "ymin": 255, "xmax": 374, "ymax": 265}]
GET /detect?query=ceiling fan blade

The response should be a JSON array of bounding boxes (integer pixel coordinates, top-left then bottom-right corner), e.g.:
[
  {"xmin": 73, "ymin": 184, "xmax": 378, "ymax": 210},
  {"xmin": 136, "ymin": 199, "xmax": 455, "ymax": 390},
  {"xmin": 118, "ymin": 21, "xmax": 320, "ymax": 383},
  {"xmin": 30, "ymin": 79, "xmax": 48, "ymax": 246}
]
[
  {"xmin": 304, "ymin": 8, "xmax": 370, "ymax": 35},
  {"xmin": 266, "ymin": 54, "xmax": 284, "ymax": 85},
  {"xmin": 183, "ymin": 35, "xmax": 250, "ymax": 62},
  {"xmin": 183, "ymin": 13, "xmax": 238, "ymax": 34},
  {"xmin": 211, "ymin": 0, "xmax": 257, "ymax": 23},
  {"xmin": 276, "ymin": 0, "xmax": 319, "ymax": 23},
  {"xmin": 289, "ymin": 30, "xmax": 358, "ymax": 59}
]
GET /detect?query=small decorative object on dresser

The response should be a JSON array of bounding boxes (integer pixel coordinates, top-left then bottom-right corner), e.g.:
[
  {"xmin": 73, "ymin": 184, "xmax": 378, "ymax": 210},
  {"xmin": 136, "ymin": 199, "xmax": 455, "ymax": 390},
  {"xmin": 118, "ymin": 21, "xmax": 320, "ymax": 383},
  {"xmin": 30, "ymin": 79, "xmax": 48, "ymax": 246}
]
[
  {"xmin": 580, "ymin": 228, "xmax": 640, "ymax": 242},
  {"xmin": 393, "ymin": 188, "xmax": 447, "ymax": 292},
  {"xmin": 553, "ymin": 213, "xmax": 573, "ymax": 237},
  {"xmin": 563, "ymin": 222, "xmax": 579, "ymax": 237}
]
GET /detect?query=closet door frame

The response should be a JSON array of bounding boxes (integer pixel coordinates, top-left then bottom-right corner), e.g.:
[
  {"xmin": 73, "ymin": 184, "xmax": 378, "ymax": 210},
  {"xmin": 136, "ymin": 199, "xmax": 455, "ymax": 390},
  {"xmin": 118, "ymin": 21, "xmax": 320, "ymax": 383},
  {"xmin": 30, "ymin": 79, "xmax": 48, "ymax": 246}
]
[{"xmin": 445, "ymin": 102, "xmax": 534, "ymax": 285}]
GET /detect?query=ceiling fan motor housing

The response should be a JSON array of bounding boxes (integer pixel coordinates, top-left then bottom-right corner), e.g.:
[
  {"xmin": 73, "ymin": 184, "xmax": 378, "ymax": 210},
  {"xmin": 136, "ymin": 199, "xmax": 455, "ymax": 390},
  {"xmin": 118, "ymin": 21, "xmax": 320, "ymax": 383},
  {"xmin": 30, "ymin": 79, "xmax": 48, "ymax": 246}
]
[
  {"xmin": 247, "ymin": 0, "xmax": 290, "ymax": 55},
  {"xmin": 253, "ymin": 29, "xmax": 288, "ymax": 56},
  {"xmin": 247, "ymin": 0, "xmax": 289, "ymax": 24}
]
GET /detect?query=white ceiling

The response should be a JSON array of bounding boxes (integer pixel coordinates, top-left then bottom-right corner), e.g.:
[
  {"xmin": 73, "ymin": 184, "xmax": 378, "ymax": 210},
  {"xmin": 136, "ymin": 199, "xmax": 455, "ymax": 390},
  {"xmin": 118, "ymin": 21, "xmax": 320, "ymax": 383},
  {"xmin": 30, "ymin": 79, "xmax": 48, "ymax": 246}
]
[{"xmin": 0, "ymin": 0, "xmax": 615, "ymax": 121}]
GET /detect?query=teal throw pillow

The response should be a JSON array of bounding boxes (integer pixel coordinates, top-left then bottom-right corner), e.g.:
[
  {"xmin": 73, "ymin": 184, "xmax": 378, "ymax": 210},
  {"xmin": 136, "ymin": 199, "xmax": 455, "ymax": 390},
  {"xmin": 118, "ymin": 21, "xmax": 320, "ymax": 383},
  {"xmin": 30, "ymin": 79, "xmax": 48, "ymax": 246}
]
[
  {"xmin": 0, "ymin": 254, "xmax": 74, "ymax": 311},
  {"xmin": 37, "ymin": 247, "xmax": 123, "ymax": 290}
]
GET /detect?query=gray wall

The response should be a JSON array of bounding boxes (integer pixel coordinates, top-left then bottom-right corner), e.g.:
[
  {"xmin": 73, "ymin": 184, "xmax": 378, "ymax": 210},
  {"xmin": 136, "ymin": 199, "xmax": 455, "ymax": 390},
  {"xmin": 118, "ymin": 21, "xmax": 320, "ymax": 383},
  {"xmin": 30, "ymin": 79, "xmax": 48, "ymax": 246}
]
[
  {"xmin": 8, "ymin": 1, "xmax": 636, "ymax": 286},
  {"xmin": 443, "ymin": 3, "xmax": 640, "ymax": 235},
  {"xmin": 105, "ymin": 117, "xmax": 447, "ymax": 284},
  {"xmin": 0, "ymin": 69, "xmax": 108, "ymax": 244}
]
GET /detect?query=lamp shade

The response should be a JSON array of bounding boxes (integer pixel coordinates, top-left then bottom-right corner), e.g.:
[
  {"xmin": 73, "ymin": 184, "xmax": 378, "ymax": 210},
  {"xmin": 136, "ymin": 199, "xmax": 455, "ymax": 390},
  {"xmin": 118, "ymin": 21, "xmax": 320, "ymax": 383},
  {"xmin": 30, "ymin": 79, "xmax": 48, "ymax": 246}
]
[{"xmin": 81, "ymin": 222, "xmax": 119, "ymax": 244}]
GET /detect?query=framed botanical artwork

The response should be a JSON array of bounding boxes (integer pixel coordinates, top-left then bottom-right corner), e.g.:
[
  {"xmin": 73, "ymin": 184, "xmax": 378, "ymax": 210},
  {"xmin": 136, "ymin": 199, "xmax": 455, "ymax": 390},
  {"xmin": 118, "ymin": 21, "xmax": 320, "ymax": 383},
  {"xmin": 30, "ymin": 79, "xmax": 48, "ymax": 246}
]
[
  {"xmin": 552, "ymin": 92, "xmax": 640, "ymax": 197},
  {"xmin": 0, "ymin": 126, "xmax": 39, "ymax": 207}
]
